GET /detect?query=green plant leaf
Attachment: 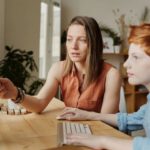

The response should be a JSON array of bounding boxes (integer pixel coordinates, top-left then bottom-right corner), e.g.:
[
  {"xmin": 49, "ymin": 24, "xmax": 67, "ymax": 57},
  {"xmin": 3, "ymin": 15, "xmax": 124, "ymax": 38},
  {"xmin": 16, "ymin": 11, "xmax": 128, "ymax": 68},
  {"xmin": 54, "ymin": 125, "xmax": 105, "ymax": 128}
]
[{"xmin": 0, "ymin": 45, "xmax": 42, "ymax": 95}]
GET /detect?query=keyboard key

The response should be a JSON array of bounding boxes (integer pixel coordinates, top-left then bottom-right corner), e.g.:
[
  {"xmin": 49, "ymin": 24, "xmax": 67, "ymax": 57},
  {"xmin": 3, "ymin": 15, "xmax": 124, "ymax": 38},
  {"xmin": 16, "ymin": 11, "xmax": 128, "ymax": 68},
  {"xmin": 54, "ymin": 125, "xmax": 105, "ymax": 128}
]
[
  {"xmin": 79, "ymin": 123, "xmax": 86, "ymax": 133},
  {"xmin": 84, "ymin": 124, "xmax": 92, "ymax": 134},
  {"xmin": 66, "ymin": 122, "xmax": 71, "ymax": 134},
  {"xmin": 70, "ymin": 123, "xmax": 76, "ymax": 134},
  {"xmin": 74, "ymin": 123, "xmax": 81, "ymax": 133}
]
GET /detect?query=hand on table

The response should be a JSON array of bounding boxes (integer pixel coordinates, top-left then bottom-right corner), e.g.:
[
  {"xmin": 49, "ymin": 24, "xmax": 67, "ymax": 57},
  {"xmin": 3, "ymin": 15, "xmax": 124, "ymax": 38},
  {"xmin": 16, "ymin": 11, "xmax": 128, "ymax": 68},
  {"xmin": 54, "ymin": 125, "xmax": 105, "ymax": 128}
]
[
  {"xmin": 56, "ymin": 107, "xmax": 93, "ymax": 121},
  {"xmin": 66, "ymin": 134, "xmax": 104, "ymax": 150}
]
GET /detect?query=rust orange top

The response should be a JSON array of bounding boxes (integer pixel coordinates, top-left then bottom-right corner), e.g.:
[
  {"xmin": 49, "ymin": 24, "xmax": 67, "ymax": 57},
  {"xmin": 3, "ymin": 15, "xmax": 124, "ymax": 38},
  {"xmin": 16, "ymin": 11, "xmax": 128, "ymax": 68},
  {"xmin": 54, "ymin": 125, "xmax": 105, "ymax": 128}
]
[{"xmin": 60, "ymin": 61, "xmax": 112, "ymax": 112}]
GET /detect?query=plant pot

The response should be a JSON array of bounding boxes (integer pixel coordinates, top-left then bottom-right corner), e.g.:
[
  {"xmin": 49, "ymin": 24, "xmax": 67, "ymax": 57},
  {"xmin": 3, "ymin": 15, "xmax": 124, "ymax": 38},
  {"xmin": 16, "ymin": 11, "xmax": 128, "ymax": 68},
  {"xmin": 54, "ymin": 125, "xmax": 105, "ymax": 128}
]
[{"xmin": 114, "ymin": 45, "xmax": 121, "ymax": 53}]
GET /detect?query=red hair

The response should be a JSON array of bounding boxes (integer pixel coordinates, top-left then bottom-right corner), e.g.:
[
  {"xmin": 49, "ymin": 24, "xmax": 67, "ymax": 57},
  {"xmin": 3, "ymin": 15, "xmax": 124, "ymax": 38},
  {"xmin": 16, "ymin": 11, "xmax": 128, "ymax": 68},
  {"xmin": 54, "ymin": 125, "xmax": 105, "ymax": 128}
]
[{"xmin": 128, "ymin": 24, "xmax": 150, "ymax": 55}]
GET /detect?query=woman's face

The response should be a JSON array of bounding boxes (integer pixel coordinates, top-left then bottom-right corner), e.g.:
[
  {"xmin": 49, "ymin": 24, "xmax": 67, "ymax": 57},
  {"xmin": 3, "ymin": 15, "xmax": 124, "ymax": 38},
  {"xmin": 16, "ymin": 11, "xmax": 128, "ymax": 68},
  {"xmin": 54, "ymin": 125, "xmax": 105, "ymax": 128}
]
[
  {"xmin": 124, "ymin": 43, "xmax": 150, "ymax": 88},
  {"xmin": 66, "ymin": 24, "xmax": 88, "ymax": 64}
]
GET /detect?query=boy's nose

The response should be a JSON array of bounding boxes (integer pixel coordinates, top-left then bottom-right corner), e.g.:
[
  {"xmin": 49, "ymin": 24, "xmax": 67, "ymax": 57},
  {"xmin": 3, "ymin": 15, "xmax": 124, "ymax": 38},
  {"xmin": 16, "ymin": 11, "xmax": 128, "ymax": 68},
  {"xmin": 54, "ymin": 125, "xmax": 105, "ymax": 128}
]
[{"xmin": 123, "ymin": 58, "xmax": 130, "ymax": 69}]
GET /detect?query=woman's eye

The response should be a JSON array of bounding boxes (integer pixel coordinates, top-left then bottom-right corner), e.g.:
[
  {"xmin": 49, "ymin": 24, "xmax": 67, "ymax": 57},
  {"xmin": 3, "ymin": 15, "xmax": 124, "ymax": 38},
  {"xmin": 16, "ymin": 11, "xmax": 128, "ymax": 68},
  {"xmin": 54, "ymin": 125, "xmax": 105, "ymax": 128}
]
[
  {"xmin": 66, "ymin": 38, "xmax": 72, "ymax": 42},
  {"xmin": 79, "ymin": 39, "xmax": 87, "ymax": 42}
]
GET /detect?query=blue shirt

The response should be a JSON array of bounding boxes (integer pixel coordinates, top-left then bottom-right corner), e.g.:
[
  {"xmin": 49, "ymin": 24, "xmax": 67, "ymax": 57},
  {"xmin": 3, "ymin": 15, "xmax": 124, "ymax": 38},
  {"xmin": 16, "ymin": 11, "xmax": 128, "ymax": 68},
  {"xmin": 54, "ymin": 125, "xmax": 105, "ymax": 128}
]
[{"xmin": 117, "ymin": 93, "xmax": 150, "ymax": 150}]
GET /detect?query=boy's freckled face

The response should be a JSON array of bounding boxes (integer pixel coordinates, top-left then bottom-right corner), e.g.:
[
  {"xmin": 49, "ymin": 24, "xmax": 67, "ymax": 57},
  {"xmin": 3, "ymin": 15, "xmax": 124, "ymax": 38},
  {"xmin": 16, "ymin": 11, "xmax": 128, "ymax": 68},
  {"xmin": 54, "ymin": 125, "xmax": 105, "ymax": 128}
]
[{"xmin": 124, "ymin": 43, "xmax": 150, "ymax": 86}]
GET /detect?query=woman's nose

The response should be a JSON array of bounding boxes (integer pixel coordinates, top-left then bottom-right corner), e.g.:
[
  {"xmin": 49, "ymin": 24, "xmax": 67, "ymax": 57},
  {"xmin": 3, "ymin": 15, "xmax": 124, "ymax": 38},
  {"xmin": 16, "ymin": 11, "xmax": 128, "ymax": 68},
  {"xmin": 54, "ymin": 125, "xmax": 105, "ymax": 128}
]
[{"xmin": 71, "ymin": 40, "xmax": 78, "ymax": 49}]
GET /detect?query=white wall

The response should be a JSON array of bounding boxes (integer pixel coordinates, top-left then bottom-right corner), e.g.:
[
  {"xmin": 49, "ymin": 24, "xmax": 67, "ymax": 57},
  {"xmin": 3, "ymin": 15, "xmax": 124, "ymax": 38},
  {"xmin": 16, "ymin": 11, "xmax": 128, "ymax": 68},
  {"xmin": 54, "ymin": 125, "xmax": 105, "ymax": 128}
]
[
  {"xmin": 0, "ymin": 0, "xmax": 5, "ymax": 59},
  {"xmin": 2, "ymin": 0, "xmax": 150, "ymax": 69},
  {"xmin": 61, "ymin": 0, "xmax": 150, "ymax": 68},
  {"xmin": 62, "ymin": 0, "xmax": 150, "ymax": 31},
  {"xmin": 5, "ymin": 0, "xmax": 41, "ymax": 73}
]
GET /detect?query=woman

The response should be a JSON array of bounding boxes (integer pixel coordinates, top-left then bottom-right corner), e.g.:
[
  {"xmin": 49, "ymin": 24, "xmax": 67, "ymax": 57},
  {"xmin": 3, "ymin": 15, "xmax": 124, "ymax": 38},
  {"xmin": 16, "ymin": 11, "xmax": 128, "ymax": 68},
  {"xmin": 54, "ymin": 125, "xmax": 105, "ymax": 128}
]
[
  {"xmin": 57, "ymin": 24, "xmax": 150, "ymax": 150},
  {"xmin": 0, "ymin": 16, "xmax": 121, "ymax": 113}
]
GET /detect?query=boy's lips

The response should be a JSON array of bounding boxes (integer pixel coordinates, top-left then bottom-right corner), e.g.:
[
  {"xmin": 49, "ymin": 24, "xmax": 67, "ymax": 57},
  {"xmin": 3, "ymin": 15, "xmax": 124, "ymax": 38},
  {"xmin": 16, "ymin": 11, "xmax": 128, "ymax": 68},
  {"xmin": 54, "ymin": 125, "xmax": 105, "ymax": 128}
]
[{"xmin": 127, "ymin": 72, "xmax": 134, "ymax": 77}]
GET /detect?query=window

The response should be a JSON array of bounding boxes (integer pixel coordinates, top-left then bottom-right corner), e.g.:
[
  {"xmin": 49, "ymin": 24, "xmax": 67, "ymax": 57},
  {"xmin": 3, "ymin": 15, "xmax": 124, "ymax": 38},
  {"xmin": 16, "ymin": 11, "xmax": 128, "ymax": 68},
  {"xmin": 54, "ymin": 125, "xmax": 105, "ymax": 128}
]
[
  {"xmin": 39, "ymin": 0, "xmax": 60, "ymax": 79},
  {"xmin": 39, "ymin": 1, "xmax": 48, "ymax": 79},
  {"xmin": 52, "ymin": 2, "xmax": 60, "ymax": 58}
]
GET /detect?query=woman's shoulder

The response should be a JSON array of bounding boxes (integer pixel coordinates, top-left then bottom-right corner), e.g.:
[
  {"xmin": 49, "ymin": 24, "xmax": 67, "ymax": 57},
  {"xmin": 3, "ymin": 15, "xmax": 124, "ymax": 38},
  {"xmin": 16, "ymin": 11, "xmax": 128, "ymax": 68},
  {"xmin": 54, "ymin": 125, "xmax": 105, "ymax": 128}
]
[
  {"xmin": 50, "ymin": 60, "xmax": 66, "ymax": 81},
  {"xmin": 51, "ymin": 60, "xmax": 66, "ymax": 69},
  {"xmin": 102, "ymin": 62, "xmax": 120, "ymax": 78},
  {"xmin": 103, "ymin": 62, "xmax": 113, "ymax": 69},
  {"xmin": 103, "ymin": 62, "xmax": 118, "ymax": 72}
]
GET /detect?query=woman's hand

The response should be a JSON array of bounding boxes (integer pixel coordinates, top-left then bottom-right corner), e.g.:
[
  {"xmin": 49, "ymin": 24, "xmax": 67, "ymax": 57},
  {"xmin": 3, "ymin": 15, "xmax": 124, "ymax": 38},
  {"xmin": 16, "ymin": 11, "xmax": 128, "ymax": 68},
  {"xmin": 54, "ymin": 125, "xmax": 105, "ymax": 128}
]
[
  {"xmin": 0, "ymin": 78, "xmax": 17, "ymax": 100},
  {"xmin": 56, "ymin": 107, "xmax": 94, "ymax": 120},
  {"xmin": 66, "ymin": 134, "xmax": 105, "ymax": 150}
]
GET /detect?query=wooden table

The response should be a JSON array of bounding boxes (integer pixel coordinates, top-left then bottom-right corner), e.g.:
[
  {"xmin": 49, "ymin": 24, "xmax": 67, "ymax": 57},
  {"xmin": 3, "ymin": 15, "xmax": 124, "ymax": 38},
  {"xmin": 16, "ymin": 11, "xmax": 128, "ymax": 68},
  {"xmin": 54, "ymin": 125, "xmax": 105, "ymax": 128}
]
[{"xmin": 0, "ymin": 98, "xmax": 131, "ymax": 150}]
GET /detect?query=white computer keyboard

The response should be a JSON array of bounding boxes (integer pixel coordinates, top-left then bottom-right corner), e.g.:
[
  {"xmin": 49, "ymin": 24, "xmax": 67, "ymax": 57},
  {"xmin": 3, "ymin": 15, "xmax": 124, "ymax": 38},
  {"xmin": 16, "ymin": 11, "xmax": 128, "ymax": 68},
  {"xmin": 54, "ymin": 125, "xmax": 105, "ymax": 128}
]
[{"xmin": 57, "ymin": 122, "xmax": 92, "ymax": 146}]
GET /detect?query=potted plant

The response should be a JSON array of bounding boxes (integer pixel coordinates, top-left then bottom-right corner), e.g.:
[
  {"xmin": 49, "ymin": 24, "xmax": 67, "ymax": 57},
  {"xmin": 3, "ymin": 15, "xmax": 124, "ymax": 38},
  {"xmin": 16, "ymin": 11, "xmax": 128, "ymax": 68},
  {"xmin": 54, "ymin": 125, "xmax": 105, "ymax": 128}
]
[
  {"xmin": 114, "ymin": 36, "xmax": 122, "ymax": 53},
  {"xmin": 0, "ymin": 45, "xmax": 43, "ymax": 95},
  {"xmin": 100, "ymin": 25, "xmax": 118, "ymax": 40},
  {"xmin": 100, "ymin": 25, "xmax": 122, "ymax": 53}
]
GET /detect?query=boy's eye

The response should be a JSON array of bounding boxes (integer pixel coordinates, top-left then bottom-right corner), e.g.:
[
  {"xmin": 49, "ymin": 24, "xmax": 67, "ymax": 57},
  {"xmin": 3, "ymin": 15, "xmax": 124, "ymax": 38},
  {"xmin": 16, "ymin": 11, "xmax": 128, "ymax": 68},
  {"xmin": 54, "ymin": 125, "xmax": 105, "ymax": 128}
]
[{"xmin": 133, "ymin": 55, "xmax": 138, "ymax": 59}]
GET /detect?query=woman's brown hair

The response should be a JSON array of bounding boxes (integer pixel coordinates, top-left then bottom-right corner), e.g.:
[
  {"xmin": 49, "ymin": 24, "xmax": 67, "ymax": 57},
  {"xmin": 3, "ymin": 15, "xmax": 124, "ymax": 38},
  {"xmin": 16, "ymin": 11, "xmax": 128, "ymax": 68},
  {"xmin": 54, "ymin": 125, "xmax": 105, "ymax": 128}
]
[
  {"xmin": 128, "ymin": 23, "xmax": 150, "ymax": 55},
  {"xmin": 63, "ymin": 16, "xmax": 104, "ymax": 87}
]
